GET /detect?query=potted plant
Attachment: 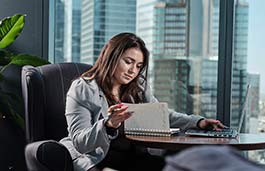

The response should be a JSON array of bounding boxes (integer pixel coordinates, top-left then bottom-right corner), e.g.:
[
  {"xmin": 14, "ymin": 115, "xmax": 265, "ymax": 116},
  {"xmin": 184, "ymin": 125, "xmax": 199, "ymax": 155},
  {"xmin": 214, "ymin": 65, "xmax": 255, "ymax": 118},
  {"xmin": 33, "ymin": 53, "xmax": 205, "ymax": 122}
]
[
  {"xmin": 0, "ymin": 13, "xmax": 50, "ymax": 170},
  {"xmin": 0, "ymin": 14, "xmax": 50, "ymax": 129}
]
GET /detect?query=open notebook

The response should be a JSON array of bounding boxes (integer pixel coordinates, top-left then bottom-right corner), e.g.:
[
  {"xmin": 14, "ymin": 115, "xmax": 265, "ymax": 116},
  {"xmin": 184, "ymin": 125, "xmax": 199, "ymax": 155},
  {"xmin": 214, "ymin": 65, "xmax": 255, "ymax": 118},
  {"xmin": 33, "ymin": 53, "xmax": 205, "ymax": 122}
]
[{"xmin": 124, "ymin": 102, "xmax": 180, "ymax": 137}]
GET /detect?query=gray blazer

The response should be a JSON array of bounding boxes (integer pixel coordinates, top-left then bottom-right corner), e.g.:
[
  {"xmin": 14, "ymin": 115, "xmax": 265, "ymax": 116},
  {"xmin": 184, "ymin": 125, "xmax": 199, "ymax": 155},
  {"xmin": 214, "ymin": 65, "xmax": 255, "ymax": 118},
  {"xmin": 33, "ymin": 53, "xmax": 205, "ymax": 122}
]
[{"xmin": 60, "ymin": 77, "xmax": 203, "ymax": 171}]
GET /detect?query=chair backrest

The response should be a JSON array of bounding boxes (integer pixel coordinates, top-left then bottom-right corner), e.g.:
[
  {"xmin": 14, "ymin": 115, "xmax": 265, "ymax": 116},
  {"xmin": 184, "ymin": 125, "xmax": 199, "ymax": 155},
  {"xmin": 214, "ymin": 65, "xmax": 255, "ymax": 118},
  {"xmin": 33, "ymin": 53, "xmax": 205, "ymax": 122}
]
[{"xmin": 22, "ymin": 63, "xmax": 92, "ymax": 143}]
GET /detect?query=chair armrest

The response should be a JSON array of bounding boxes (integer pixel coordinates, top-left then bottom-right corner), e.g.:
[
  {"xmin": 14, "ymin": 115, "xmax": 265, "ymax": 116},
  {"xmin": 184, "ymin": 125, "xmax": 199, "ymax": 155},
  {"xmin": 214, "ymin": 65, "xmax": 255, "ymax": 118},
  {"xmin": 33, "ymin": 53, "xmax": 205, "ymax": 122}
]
[{"xmin": 25, "ymin": 140, "xmax": 73, "ymax": 171}]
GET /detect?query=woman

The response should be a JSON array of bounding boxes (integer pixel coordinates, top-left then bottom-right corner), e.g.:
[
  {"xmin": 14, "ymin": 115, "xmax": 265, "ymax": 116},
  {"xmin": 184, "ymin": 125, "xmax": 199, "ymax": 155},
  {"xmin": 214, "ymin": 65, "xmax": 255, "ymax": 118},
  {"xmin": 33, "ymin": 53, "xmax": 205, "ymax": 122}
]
[{"xmin": 60, "ymin": 32, "xmax": 225, "ymax": 171}]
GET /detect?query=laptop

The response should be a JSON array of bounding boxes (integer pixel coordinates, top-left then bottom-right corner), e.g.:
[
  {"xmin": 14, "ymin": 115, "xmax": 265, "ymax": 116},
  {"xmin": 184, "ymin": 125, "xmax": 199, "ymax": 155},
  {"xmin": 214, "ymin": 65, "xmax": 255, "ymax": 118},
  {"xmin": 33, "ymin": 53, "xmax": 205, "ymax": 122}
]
[
  {"xmin": 185, "ymin": 127, "xmax": 238, "ymax": 138},
  {"xmin": 185, "ymin": 85, "xmax": 250, "ymax": 138}
]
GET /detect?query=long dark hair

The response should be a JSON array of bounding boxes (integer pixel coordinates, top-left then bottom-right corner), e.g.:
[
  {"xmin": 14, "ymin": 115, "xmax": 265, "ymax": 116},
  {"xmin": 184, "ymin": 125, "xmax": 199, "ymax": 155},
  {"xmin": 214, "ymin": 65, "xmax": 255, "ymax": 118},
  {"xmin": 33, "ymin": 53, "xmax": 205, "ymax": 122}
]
[{"xmin": 82, "ymin": 32, "xmax": 149, "ymax": 105}]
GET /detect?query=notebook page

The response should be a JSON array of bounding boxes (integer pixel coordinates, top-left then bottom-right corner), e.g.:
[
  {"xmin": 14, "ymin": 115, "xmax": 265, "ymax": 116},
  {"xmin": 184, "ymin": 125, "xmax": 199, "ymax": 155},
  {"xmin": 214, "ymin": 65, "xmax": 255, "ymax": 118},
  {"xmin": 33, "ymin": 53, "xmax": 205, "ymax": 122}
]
[{"xmin": 124, "ymin": 102, "xmax": 170, "ymax": 132}]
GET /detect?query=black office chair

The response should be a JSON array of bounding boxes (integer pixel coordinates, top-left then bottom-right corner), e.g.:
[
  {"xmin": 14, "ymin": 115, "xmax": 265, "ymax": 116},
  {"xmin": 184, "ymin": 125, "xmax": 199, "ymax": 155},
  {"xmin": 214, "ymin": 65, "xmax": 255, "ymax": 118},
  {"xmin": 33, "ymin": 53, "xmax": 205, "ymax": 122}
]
[{"xmin": 21, "ymin": 63, "xmax": 92, "ymax": 171}]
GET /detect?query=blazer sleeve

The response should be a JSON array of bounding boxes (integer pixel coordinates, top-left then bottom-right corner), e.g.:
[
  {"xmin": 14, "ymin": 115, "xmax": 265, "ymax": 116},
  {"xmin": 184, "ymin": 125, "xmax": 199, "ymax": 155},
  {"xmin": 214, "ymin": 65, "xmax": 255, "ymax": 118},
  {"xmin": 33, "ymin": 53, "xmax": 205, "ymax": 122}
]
[
  {"xmin": 65, "ymin": 78, "xmax": 113, "ymax": 154},
  {"xmin": 143, "ymin": 82, "xmax": 204, "ymax": 131}
]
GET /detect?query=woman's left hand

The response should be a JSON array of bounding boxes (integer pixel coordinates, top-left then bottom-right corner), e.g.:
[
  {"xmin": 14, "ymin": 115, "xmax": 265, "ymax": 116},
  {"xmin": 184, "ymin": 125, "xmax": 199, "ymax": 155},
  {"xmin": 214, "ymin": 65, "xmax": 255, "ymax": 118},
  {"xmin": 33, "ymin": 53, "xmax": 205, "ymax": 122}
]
[{"xmin": 198, "ymin": 118, "xmax": 227, "ymax": 131}]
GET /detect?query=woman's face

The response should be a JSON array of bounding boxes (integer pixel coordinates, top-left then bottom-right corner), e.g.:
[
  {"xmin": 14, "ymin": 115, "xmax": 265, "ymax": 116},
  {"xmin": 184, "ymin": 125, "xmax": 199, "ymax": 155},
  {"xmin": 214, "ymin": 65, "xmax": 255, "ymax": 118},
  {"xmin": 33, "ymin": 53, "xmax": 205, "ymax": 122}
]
[{"xmin": 113, "ymin": 47, "xmax": 144, "ymax": 86}]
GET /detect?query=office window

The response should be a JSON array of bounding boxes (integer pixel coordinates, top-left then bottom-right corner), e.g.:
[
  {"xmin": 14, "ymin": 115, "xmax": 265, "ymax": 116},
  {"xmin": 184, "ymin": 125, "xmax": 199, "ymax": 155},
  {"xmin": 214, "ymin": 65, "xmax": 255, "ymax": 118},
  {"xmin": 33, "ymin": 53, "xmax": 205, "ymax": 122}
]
[
  {"xmin": 231, "ymin": 0, "xmax": 265, "ymax": 163},
  {"xmin": 49, "ymin": 0, "xmax": 136, "ymax": 64},
  {"xmin": 49, "ymin": 0, "xmax": 221, "ymax": 118},
  {"xmin": 48, "ymin": 0, "xmax": 265, "ymax": 164},
  {"xmin": 142, "ymin": 0, "xmax": 220, "ymax": 117},
  {"xmin": 230, "ymin": 0, "xmax": 249, "ymax": 132},
  {"xmin": 231, "ymin": 0, "xmax": 265, "ymax": 134}
]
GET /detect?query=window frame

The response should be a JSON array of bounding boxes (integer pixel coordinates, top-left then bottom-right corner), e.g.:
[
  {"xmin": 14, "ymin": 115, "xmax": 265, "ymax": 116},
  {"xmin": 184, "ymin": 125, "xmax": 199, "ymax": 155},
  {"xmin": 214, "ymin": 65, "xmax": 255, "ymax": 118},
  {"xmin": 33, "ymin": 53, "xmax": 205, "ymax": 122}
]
[{"xmin": 217, "ymin": 0, "xmax": 234, "ymax": 126}]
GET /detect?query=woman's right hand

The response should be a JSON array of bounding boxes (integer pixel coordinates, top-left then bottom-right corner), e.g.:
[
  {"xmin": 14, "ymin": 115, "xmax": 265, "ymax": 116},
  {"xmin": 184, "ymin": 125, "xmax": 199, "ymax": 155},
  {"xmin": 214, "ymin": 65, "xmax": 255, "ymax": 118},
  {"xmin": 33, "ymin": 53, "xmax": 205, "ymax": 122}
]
[{"xmin": 105, "ymin": 103, "xmax": 132, "ymax": 128}]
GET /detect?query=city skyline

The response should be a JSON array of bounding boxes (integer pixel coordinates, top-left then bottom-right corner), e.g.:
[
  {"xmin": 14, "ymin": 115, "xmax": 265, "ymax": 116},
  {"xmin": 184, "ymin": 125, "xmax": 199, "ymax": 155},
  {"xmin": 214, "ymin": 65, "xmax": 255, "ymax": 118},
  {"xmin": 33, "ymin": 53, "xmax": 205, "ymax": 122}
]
[{"xmin": 247, "ymin": 0, "xmax": 265, "ymax": 95}]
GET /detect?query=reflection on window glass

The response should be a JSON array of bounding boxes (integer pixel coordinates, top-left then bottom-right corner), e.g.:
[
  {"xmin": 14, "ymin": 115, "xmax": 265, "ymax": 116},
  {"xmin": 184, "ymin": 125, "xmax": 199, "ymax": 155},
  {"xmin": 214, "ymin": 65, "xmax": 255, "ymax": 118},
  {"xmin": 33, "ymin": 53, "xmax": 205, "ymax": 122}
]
[
  {"xmin": 50, "ymin": 0, "xmax": 220, "ymax": 119},
  {"xmin": 231, "ymin": 0, "xmax": 249, "ymax": 133},
  {"xmin": 51, "ymin": 0, "xmax": 136, "ymax": 64},
  {"xmin": 138, "ymin": 0, "xmax": 220, "ymax": 117},
  {"xmin": 235, "ymin": 0, "xmax": 265, "ymax": 164}
]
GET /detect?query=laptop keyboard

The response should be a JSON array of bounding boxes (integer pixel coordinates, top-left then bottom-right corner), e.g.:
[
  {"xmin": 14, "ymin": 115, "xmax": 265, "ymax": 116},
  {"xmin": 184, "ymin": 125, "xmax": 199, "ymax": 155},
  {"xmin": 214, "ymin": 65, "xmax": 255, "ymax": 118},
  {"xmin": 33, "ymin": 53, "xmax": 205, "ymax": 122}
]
[
  {"xmin": 185, "ymin": 128, "xmax": 238, "ymax": 138},
  {"xmin": 207, "ymin": 128, "xmax": 238, "ymax": 137}
]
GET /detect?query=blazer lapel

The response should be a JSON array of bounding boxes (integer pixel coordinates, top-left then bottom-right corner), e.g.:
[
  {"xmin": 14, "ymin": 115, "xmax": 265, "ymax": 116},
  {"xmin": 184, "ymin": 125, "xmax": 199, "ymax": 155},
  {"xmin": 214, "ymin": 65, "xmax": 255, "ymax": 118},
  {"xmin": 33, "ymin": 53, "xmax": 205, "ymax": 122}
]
[{"xmin": 98, "ymin": 89, "xmax": 109, "ymax": 118}]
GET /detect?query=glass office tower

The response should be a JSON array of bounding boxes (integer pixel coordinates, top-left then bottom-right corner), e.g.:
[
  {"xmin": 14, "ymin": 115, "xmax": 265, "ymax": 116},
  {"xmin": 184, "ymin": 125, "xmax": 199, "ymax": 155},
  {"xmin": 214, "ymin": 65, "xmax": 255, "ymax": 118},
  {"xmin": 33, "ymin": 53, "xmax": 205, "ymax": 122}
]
[
  {"xmin": 53, "ymin": 0, "xmax": 65, "ymax": 63},
  {"xmin": 52, "ymin": 0, "xmax": 81, "ymax": 63},
  {"xmin": 147, "ymin": 0, "xmax": 221, "ymax": 115},
  {"xmin": 152, "ymin": 1, "xmax": 191, "ymax": 113},
  {"xmin": 81, "ymin": 0, "xmax": 136, "ymax": 64},
  {"xmin": 231, "ymin": 0, "xmax": 249, "ymax": 129},
  {"xmin": 52, "ymin": 0, "xmax": 136, "ymax": 64},
  {"xmin": 137, "ymin": 0, "xmax": 164, "ymax": 88},
  {"xmin": 189, "ymin": 0, "xmax": 219, "ymax": 117},
  {"xmin": 138, "ymin": 0, "xmax": 250, "ymax": 125},
  {"xmin": 154, "ymin": 58, "xmax": 193, "ymax": 114},
  {"xmin": 71, "ymin": 0, "xmax": 82, "ymax": 62}
]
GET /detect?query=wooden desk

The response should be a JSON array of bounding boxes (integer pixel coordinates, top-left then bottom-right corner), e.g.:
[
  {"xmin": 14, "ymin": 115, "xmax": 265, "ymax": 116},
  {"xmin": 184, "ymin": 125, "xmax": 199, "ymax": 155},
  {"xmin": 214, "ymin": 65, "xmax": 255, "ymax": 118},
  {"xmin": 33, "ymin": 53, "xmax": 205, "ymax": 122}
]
[{"xmin": 126, "ymin": 133, "xmax": 265, "ymax": 151}]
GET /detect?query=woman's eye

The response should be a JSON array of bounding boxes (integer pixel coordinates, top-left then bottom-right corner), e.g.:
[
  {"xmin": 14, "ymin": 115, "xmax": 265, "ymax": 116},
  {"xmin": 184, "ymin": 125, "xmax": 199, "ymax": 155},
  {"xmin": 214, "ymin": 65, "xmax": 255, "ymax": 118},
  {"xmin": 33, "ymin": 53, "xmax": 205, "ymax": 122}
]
[
  {"xmin": 137, "ymin": 65, "xmax": 143, "ymax": 69},
  {"xmin": 124, "ymin": 59, "xmax": 132, "ymax": 64}
]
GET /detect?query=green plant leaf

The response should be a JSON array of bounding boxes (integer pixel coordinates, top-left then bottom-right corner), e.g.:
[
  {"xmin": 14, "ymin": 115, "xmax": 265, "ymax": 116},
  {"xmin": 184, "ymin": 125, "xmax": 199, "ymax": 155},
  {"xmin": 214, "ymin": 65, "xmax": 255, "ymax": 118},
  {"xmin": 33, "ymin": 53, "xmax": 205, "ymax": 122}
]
[
  {"xmin": 9, "ymin": 54, "xmax": 50, "ymax": 67},
  {"xmin": 0, "ymin": 14, "xmax": 26, "ymax": 49},
  {"xmin": 0, "ymin": 49, "xmax": 11, "ymax": 65}
]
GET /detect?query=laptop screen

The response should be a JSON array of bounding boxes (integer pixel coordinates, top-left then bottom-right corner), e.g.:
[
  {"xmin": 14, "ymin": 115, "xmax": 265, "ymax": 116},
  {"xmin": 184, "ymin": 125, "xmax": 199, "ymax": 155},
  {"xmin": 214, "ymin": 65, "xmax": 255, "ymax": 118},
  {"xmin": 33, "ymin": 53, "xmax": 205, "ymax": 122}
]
[{"xmin": 238, "ymin": 84, "xmax": 250, "ymax": 133}]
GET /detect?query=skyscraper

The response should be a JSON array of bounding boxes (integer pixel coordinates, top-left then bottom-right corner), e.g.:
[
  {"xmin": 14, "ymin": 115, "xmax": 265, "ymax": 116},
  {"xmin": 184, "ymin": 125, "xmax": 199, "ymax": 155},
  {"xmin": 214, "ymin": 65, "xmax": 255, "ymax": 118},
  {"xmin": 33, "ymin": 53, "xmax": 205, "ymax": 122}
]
[
  {"xmin": 153, "ymin": 1, "xmax": 189, "ymax": 59},
  {"xmin": 64, "ymin": 0, "xmax": 82, "ymax": 62},
  {"xmin": 138, "ymin": 0, "xmax": 249, "ymax": 125},
  {"xmin": 189, "ymin": 0, "xmax": 219, "ymax": 116},
  {"xmin": 137, "ymin": 0, "xmax": 164, "ymax": 87},
  {"xmin": 154, "ymin": 58, "xmax": 193, "ymax": 114},
  {"xmin": 71, "ymin": 0, "xmax": 82, "ymax": 62},
  {"xmin": 152, "ymin": 1, "xmax": 191, "ymax": 112},
  {"xmin": 53, "ymin": 0, "xmax": 65, "ymax": 63},
  {"xmin": 81, "ymin": 0, "xmax": 136, "ymax": 64},
  {"xmin": 231, "ymin": 0, "xmax": 249, "ymax": 128}
]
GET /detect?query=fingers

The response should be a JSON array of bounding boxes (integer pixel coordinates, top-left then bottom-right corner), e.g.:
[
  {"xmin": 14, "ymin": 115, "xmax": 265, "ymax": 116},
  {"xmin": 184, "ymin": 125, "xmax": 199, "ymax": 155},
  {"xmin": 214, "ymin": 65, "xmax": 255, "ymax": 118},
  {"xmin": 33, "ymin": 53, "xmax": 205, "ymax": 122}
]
[
  {"xmin": 205, "ymin": 119, "xmax": 227, "ymax": 131},
  {"xmin": 107, "ymin": 103, "xmax": 125, "ymax": 114},
  {"xmin": 106, "ymin": 103, "xmax": 133, "ymax": 128},
  {"xmin": 107, "ymin": 104, "xmax": 128, "ymax": 120},
  {"xmin": 109, "ymin": 112, "xmax": 132, "ymax": 124},
  {"xmin": 212, "ymin": 123, "xmax": 221, "ymax": 131},
  {"xmin": 216, "ymin": 121, "xmax": 227, "ymax": 129},
  {"xmin": 106, "ymin": 112, "xmax": 132, "ymax": 128}
]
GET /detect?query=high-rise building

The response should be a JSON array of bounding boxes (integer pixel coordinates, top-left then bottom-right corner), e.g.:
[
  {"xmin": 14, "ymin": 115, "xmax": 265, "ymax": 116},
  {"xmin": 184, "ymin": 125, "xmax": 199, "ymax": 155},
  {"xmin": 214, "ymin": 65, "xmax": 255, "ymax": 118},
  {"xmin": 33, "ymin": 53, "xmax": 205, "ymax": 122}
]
[
  {"xmin": 188, "ymin": 0, "xmax": 219, "ymax": 117},
  {"xmin": 81, "ymin": 0, "xmax": 136, "ymax": 64},
  {"xmin": 52, "ymin": 0, "xmax": 81, "ymax": 63},
  {"xmin": 151, "ymin": 0, "xmax": 220, "ymax": 113},
  {"xmin": 231, "ymin": 0, "xmax": 249, "ymax": 128},
  {"xmin": 153, "ymin": 1, "xmax": 189, "ymax": 59},
  {"xmin": 54, "ymin": 0, "xmax": 65, "ymax": 63},
  {"xmin": 152, "ymin": 1, "xmax": 192, "ymax": 112},
  {"xmin": 154, "ymin": 59, "xmax": 193, "ymax": 114},
  {"xmin": 137, "ymin": 0, "xmax": 157, "ymax": 84},
  {"xmin": 198, "ymin": 57, "xmax": 218, "ymax": 118},
  {"xmin": 64, "ymin": 0, "xmax": 82, "ymax": 62},
  {"xmin": 71, "ymin": 0, "xmax": 82, "ymax": 62},
  {"xmin": 137, "ymin": 0, "xmax": 157, "ymax": 54},
  {"xmin": 189, "ymin": 0, "xmax": 219, "ymax": 57}
]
